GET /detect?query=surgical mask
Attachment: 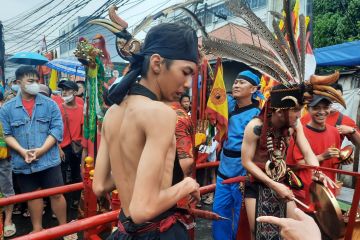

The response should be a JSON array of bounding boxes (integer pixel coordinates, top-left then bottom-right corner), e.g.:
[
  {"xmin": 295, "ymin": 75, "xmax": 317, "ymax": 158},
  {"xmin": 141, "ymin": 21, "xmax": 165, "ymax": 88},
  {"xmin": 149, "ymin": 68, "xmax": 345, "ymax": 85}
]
[
  {"xmin": 331, "ymin": 103, "xmax": 345, "ymax": 113},
  {"xmin": 11, "ymin": 84, "xmax": 19, "ymax": 92},
  {"xmin": 62, "ymin": 95, "xmax": 74, "ymax": 103},
  {"xmin": 24, "ymin": 83, "xmax": 40, "ymax": 95}
]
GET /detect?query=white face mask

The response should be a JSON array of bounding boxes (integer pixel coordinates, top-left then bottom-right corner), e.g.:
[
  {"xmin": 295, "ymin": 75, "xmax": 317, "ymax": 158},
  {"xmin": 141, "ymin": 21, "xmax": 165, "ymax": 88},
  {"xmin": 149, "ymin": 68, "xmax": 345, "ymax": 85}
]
[
  {"xmin": 24, "ymin": 83, "xmax": 40, "ymax": 95},
  {"xmin": 62, "ymin": 95, "xmax": 74, "ymax": 103},
  {"xmin": 331, "ymin": 103, "xmax": 345, "ymax": 112}
]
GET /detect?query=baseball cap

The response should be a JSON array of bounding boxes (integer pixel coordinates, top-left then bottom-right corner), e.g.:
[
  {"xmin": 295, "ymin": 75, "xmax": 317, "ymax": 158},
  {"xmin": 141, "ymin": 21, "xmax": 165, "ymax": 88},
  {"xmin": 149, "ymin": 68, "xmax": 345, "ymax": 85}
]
[
  {"xmin": 58, "ymin": 80, "xmax": 79, "ymax": 91},
  {"xmin": 308, "ymin": 95, "xmax": 332, "ymax": 107}
]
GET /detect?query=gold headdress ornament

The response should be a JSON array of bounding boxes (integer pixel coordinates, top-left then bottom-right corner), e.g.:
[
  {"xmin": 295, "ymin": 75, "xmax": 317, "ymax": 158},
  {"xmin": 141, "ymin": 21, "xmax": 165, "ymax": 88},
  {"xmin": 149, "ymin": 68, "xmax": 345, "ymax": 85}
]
[
  {"xmin": 88, "ymin": 1, "xmax": 204, "ymax": 62},
  {"xmin": 74, "ymin": 39, "xmax": 104, "ymax": 68},
  {"xmin": 201, "ymin": 0, "xmax": 345, "ymax": 108}
]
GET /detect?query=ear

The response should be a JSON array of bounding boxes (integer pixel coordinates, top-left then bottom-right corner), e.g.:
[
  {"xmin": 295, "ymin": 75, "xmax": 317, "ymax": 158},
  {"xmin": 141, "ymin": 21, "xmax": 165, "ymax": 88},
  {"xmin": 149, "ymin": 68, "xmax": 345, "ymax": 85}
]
[
  {"xmin": 149, "ymin": 54, "xmax": 162, "ymax": 74},
  {"xmin": 250, "ymin": 86, "xmax": 258, "ymax": 94},
  {"xmin": 15, "ymin": 79, "xmax": 21, "ymax": 85}
]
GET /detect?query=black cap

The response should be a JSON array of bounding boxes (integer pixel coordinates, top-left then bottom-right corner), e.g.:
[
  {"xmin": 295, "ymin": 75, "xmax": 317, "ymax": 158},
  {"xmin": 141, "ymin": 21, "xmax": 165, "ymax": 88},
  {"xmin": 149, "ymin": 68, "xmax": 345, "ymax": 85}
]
[
  {"xmin": 58, "ymin": 80, "xmax": 79, "ymax": 91},
  {"xmin": 308, "ymin": 95, "xmax": 332, "ymax": 107}
]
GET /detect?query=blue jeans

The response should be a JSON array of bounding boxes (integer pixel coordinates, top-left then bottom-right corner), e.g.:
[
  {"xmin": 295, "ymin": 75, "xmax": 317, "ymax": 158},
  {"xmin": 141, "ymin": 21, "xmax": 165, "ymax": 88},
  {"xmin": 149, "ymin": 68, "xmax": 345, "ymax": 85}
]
[{"xmin": 212, "ymin": 175, "xmax": 242, "ymax": 240}]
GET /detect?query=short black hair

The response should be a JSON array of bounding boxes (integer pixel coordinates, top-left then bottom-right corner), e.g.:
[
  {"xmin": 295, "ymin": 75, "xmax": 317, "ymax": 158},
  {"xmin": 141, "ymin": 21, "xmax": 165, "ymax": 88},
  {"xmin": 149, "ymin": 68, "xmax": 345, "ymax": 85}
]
[
  {"xmin": 15, "ymin": 66, "xmax": 40, "ymax": 80},
  {"xmin": 140, "ymin": 56, "xmax": 173, "ymax": 78},
  {"xmin": 179, "ymin": 93, "xmax": 190, "ymax": 103},
  {"xmin": 331, "ymin": 83, "xmax": 343, "ymax": 93}
]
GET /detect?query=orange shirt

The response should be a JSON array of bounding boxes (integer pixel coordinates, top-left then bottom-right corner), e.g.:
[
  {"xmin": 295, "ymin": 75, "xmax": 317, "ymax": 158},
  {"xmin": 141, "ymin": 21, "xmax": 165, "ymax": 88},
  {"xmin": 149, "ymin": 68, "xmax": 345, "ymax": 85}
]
[
  {"xmin": 59, "ymin": 104, "xmax": 84, "ymax": 148},
  {"xmin": 22, "ymin": 98, "xmax": 35, "ymax": 118}
]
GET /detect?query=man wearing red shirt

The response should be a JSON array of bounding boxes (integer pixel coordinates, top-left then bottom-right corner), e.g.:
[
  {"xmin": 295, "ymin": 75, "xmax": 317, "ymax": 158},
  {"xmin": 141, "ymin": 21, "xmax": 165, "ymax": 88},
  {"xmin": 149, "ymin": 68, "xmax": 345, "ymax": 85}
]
[
  {"xmin": 301, "ymin": 83, "xmax": 360, "ymax": 146},
  {"xmin": 287, "ymin": 95, "xmax": 341, "ymax": 209},
  {"xmin": 58, "ymin": 80, "xmax": 84, "ymax": 208}
]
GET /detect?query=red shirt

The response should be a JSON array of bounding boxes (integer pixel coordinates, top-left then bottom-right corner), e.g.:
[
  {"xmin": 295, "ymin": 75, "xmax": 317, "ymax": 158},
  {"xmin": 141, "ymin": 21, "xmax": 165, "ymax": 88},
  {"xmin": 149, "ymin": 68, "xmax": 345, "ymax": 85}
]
[
  {"xmin": 52, "ymin": 95, "xmax": 84, "ymax": 107},
  {"xmin": 171, "ymin": 103, "xmax": 194, "ymax": 160},
  {"xmin": 59, "ymin": 104, "xmax": 84, "ymax": 148},
  {"xmin": 286, "ymin": 124, "xmax": 340, "ymax": 209},
  {"xmin": 301, "ymin": 111, "xmax": 358, "ymax": 143},
  {"xmin": 22, "ymin": 98, "xmax": 35, "ymax": 118}
]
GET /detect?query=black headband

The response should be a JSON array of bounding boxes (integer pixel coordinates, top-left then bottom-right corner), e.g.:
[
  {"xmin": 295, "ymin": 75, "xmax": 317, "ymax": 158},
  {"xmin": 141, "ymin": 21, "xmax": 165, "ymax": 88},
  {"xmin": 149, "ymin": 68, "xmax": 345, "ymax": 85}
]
[{"xmin": 108, "ymin": 23, "xmax": 198, "ymax": 105}]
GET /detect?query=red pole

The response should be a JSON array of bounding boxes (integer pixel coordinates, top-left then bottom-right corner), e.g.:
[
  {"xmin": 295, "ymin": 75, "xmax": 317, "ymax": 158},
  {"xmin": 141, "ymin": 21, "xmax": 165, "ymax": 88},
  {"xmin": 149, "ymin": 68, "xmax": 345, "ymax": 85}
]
[
  {"xmin": 13, "ymin": 210, "xmax": 119, "ymax": 240},
  {"xmin": 191, "ymin": 66, "xmax": 199, "ymax": 128},
  {"xmin": 196, "ymin": 161, "xmax": 220, "ymax": 170},
  {"xmin": 199, "ymin": 184, "xmax": 216, "ymax": 195},
  {"xmin": 83, "ymin": 157, "xmax": 99, "ymax": 239},
  {"xmin": 202, "ymin": 60, "xmax": 208, "ymax": 120},
  {"xmin": 288, "ymin": 163, "xmax": 360, "ymax": 177},
  {"xmin": 221, "ymin": 176, "xmax": 248, "ymax": 185},
  {"xmin": 188, "ymin": 208, "xmax": 224, "ymax": 221},
  {"xmin": 0, "ymin": 193, "xmax": 3, "ymax": 240},
  {"xmin": 344, "ymin": 177, "xmax": 360, "ymax": 240},
  {"xmin": 0, "ymin": 183, "xmax": 83, "ymax": 207}
]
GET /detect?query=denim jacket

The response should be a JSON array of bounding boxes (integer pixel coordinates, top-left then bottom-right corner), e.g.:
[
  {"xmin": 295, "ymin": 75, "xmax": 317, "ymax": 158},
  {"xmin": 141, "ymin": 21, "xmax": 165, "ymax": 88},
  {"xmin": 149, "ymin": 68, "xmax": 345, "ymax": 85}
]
[{"xmin": 0, "ymin": 93, "xmax": 63, "ymax": 174}]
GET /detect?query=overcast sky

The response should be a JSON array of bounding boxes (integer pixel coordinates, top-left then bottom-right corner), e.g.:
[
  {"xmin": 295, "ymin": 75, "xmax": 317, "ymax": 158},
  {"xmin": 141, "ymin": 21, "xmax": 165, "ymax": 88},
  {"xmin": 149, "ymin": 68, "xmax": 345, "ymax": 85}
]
[{"xmin": 0, "ymin": 0, "xmax": 187, "ymax": 53}]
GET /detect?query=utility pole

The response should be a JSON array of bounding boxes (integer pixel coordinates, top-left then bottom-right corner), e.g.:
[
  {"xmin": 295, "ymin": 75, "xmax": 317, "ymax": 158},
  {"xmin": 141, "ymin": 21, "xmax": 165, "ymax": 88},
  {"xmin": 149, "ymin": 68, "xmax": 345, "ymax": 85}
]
[{"xmin": 0, "ymin": 21, "xmax": 5, "ymax": 86}]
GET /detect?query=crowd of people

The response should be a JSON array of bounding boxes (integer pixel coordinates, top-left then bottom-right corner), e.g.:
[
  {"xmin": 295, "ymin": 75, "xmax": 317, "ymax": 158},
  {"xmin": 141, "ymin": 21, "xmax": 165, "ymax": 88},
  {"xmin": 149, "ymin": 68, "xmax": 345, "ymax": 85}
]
[
  {"xmin": 0, "ymin": 23, "xmax": 359, "ymax": 240},
  {"xmin": 0, "ymin": 66, "xmax": 86, "ymax": 239}
]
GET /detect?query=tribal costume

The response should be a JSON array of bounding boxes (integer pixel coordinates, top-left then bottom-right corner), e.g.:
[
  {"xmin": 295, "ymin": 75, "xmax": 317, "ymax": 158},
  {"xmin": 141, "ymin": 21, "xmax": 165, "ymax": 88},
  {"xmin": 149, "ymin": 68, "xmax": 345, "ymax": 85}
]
[
  {"xmin": 200, "ymin": 1, "xmax": 346, "ymax": 239},
  {"xmin": 89, "ymin": 7, "xmax": 199, "ymax": 239}
]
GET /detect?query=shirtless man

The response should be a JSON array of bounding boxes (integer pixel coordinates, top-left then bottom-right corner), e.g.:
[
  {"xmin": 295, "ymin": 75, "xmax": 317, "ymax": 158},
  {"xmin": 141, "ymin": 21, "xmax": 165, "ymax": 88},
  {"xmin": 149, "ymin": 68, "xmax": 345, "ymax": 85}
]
[
  {"xmin": 241, "ymin": 85, "xmax": 336, "ymax": 240},
  {"xmin": 93, "ymin": 23, "xmax": 200, "ymax": 239}
]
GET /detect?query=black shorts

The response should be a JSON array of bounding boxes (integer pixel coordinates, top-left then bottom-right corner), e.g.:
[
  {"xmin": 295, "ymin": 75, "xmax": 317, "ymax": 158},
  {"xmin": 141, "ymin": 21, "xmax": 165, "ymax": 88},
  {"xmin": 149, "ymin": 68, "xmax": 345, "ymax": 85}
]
[
  {"xmin": 15, "ymin": 165, "xmax": 64, "ymax": 193},
  {"xmin": 244, "ymin": 181, "xmax": 262, "ymax": 199}
]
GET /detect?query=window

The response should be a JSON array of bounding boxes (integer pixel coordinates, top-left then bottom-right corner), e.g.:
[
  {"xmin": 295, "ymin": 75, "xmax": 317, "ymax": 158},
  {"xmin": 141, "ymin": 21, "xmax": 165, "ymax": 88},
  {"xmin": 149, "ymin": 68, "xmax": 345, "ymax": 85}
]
[{"xmin": 249, "ymin": 0, "xmax": 267, "ymax": 9}]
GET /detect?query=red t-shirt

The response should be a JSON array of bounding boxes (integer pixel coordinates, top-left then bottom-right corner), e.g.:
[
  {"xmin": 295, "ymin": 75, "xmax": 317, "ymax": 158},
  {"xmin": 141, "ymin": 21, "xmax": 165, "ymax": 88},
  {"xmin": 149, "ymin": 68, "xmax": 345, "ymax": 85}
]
[
  {"xmin": 286, "ymin": 124, "xmax": 340, "ymax": 209},
  {"xmin": 22, "ymin": 98, "xmax": 35, "ymax": 118},
  {"xmin": 52, "ymin": 95, "xmax": 84, "ymax": 107},
  {"xmin": 60, "ymin": 104, "xmax": 84, "ymax": 148},
  {"xmin": 301, "ymin": 111, "xmax": 358, "ymax": 143}
]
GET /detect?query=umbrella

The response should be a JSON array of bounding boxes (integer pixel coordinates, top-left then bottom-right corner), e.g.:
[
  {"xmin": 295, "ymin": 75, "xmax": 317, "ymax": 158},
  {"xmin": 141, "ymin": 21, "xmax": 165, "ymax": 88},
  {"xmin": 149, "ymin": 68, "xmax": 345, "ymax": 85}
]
[
  {"xmin": 8, "ymin": 52, "xmax": 49, "ymax": 65},
  {"xmin": 46, "ymin": 58, "xmax": 86, "ymax": 77}
]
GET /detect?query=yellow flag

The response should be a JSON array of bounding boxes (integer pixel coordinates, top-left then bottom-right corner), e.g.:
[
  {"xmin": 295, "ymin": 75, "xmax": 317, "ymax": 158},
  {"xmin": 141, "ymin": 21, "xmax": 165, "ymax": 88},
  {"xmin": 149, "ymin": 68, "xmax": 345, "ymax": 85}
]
[
  {"xmin": 205, "ymin": 59, "xmax": 228, "ymax": 143},
  {"xmin": 49, "ymin": 69, "xmax": 58, "ymax": 90},
  {"xmin": 293, "ymin": 0, "xmax": 300, "ymax": 38}
]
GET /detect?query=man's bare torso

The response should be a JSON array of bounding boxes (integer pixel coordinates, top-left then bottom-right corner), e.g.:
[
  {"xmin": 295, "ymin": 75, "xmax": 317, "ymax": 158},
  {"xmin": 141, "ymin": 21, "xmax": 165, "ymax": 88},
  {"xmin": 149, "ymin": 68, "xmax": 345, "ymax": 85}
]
[{"xmin": 103, "ymin": 95, "xmax": 177, "ymax": 217}]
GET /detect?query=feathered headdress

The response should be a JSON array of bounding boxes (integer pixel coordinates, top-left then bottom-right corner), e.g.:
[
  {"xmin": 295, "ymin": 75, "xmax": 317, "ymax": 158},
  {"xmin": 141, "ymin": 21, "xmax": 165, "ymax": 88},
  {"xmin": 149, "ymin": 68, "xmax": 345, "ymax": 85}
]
[{"xmin": 202, "ymin": 0, "xmax": 345, "ymax": 109}]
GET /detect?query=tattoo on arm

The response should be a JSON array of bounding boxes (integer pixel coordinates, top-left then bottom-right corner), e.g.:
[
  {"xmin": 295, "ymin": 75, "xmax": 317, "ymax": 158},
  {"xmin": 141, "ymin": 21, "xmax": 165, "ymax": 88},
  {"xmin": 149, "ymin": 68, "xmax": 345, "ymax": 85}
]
[{"xmin": 253, "ymin": 125, "xmax": 262, "ymax": 136}]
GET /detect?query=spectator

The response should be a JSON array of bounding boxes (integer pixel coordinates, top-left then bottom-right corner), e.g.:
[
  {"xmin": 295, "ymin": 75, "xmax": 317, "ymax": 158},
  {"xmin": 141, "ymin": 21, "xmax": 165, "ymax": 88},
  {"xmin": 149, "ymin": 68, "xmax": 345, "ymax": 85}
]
[
  {"xmin": 4, "ymin": 78, "xmax": 19, "ymax": 102},
  {"xmin": 39, "ymin": 84, "xmax": 51, "ymax": 97},
  {"xmin": 212, "ymin": 70, "xmax": 262, "ymax": 240},
  {"xmin": 58, "ymin": 80, "xmax": 84, "ymax": 209},
  {"xmin": 287, "ymin": 95, "xmax": 341, "ymax": 210},
  {"xmin": 76, "ymin": 80, "xmax": 85, "ymax": 98},
  {"xmin": 0, "ymin": 91, "xmax": 16, "ymax": 237},
  {"xmin": 0, "ymin": 66, "xmax": 70, "ymax": 235},
  {"xmin": 301, "ymin": 83, "xmax": 360, "ymax": 146},
  {"xmin": 179, "ymin": 93, "xmax": 191, "ymax": 114},
  {"xmin": 53, "ymin": 78, "xmax": 84, "ymax": 106}
]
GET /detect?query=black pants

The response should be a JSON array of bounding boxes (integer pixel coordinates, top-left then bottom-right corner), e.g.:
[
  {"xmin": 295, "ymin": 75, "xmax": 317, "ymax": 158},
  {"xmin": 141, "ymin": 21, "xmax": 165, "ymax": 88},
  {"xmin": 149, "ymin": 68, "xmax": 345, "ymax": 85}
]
[{"xmin": 61, "ymin": 144, "xmax": 82, "ymax": 204}]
